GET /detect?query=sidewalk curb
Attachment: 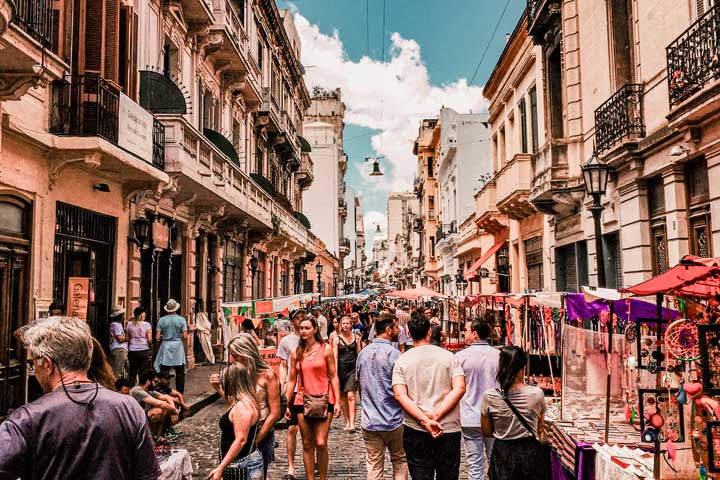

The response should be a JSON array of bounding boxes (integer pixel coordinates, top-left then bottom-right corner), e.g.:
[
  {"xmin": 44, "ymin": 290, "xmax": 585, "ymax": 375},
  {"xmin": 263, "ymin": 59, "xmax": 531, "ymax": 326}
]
[{"xmin": 187, "ymin": 391, "xmax": 220, "ymax": 417}]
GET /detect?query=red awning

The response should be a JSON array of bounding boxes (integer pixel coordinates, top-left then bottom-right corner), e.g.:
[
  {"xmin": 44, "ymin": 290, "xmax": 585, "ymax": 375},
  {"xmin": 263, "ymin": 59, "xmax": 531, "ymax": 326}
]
[
  {"xmin": 620, "ymin": 256, "xmax": 720, "ymax": 298},
  {"xmin": 464, "ymin": 241, "xmax": 505, "ymax": 280}
]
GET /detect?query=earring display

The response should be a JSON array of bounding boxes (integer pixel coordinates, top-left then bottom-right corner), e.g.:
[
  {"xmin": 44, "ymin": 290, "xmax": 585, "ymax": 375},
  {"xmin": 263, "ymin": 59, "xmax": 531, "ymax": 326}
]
[
  {"xmin": 699, "ymin": 324, "xmax": 720, "ymax": 395},
  {"xmin": 638, "ymin": 389, "xmax": 684, "ymax": 443}
]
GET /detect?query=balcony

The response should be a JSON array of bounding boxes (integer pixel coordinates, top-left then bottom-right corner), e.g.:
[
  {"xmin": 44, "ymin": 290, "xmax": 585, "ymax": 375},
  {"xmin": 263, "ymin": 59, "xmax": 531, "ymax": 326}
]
[
  {"xmin": 495, "ymin": 154, "xmax": 536, "ymax": 220},
  {"xmin": 526, "ymin": 0, "xmax": 561, "ymax": 43},
  {"xmin": 339, "ymin": 238, "xmax": 351, "ymax": 255},
  {"xmin": 666, "ymin": 3, "xmax": 720, "ymax": 122},
  {"xmin": 529, "ymin": 142, "xmax": 584, "ymax": 216},
  {"xmin": 296, "ymin": 153, "xmax": 314, "ymax": 189},
  {"xmin": 435, "ymin": 222, "xmax": 457, "ymax": 244},
  {"xmin": 0, "ymin": 0, "xmax": 66, "ymax": 100},
  {"xmin": 50, "ymin": 74, "xmax": 165, "ymax": 170},
  {"xmin": 475, "ymin": 181, "xmax": 508, "ymax": 233},
  {"xmin": 160, "ymin": 114, "xmax": 315, "ymax": 252},
  {"xmin": 208, "ymin": 0, "xmax": 260, "ymax": 104},
  {"xmin": 171, "ymin": 0, "xmax": 214, "ymax": 24},
  {"xmin": 594, "ymin": 84, "xmax": 645, "ymax": 155},
  {"xmin": 338, "ymin": 198, "xmax": 347, "ymax": 218}
]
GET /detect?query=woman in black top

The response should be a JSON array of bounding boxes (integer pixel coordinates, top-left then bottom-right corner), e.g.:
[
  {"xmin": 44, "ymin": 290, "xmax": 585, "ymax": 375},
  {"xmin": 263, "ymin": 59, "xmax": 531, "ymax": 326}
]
[
  {"xmin": 331, "ymin": 315, "xmax": 360, "ymax": 431},
  {"xmin": 210, "ymin": 362, "xmax": 264, "ymax": 480}
]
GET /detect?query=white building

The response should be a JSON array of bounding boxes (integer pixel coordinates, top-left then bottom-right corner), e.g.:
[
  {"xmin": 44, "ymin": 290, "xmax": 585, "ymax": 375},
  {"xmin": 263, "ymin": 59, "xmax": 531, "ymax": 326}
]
[
  {"xmin": 386, "ymin": 192, "xmax": 420, "ymax": 288},
  {"xmin": 303, "ymin": 88, "xmax": 347, "ymax": 259},
  {"xmin": 435, "ymin": 108, "xmax": 492, "ymax": 294}
]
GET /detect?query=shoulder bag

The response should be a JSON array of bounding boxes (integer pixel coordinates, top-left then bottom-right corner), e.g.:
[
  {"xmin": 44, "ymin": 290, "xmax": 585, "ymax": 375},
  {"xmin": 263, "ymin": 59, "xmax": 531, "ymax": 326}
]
[{"xmin": 298, "ymin": 343, "xmax": 330, "ymax": 420}]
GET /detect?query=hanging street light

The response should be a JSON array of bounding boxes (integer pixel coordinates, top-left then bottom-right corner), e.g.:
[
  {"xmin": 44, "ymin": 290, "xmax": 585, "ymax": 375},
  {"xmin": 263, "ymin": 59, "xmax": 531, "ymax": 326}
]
[
  {"xmin": 376, "ymin": 224, "xmax": 381, "ymax": 233},
  {"xmin": 581, "ymin": 151, "xmax": 612, "ymax": 288},
  {"xmin": 366, "ymin": 156, "xmax": 385, "ymax": 176}
]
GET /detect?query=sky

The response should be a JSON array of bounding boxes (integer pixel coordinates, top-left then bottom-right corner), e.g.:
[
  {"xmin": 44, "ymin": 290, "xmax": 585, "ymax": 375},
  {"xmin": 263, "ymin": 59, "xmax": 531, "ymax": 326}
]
[{"xmin": 278, "ymin": 0, "xmax": 526, "ymax": 253}]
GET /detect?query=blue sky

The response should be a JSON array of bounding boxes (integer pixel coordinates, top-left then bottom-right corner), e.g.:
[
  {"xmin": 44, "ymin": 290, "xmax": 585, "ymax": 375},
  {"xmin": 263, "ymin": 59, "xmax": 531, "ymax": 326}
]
[{"xmin": 279, "ymin": 0, "xmax": 526, "ymax": 248}]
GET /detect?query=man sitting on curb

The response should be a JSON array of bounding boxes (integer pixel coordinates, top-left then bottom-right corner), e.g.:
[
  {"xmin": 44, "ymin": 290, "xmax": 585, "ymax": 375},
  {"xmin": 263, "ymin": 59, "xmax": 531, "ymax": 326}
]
[
  {"xmin": 154, "ymin": 371, "xmax": 190, "ymax": 416},
  {"xmin": 130, "ymin": 370, "xmax": 180, "ymax": 437}
]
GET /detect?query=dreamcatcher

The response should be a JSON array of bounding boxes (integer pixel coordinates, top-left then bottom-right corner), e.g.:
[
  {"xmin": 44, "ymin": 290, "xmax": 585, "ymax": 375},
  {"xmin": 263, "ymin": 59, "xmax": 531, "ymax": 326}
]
[{"xmin": 665, "ymin": 319, "xmax": 700, "ymax": 362}]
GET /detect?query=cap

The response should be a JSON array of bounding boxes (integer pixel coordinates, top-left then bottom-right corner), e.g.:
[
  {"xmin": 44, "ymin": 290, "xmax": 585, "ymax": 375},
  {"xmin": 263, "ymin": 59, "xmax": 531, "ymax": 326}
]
[{"xmin": 289, "ymin": 306, "xmax": 306, "ymax": 319}]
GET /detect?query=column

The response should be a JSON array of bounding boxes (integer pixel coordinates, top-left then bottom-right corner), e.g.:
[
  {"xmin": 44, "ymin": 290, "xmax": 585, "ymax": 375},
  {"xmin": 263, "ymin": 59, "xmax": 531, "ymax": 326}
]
[
  {"xmin": 663, "ymin": 166, "xmax": 690, "ymax": 267},
  {"xmin": 618, "ymin": 181, "xmax": 653, "ymax": 286},
  {"xmin": 184, "ymin": 226, "xmax": 198, "ymax": 369}
]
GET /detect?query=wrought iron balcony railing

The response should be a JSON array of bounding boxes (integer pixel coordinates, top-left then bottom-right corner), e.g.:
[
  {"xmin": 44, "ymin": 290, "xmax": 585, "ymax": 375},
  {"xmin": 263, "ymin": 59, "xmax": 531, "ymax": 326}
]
[
  {"xmin": 50, "ymin": 74, "xmax": 165, "ymax": 170},
  {"xmin": 594, "ymin": 83, "xmax": 645, "ymax": 154},
  {"xmin": 666, "ymin": 2, "xmax": 720, "ymax": 106},
  {"xmin": 13, "ymin": 0, "xmax": 53, "ymax": 46},
  {"xmin": 435, "ymin": 222, "xmax": 457, "ymax": 244}
]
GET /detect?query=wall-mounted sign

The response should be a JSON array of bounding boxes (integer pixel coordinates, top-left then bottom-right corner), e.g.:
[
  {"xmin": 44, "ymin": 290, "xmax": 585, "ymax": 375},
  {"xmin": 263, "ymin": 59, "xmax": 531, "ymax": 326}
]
[
  {"xmin": 118, "ymin": 93, "xmax": 153, "ymax": 161},
  {"xmin": 152, "ymin": 220, "xmax": 170, "ymax": 249},
  {"xmin": 66, "ymin": 277, "xmax": 90, "ymax": 321}
]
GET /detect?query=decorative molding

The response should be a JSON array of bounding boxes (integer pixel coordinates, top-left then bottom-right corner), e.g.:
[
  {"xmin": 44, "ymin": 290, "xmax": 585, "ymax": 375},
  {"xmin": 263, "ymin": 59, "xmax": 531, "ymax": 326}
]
[
  {"xmin": 0, "ymin": 73, "xmax": 48, "ymax": 101},
  {"xmin": 174, "ymin": 193, "xmax": 198, "ymax": 211},
  {"xmin": 48, "ymin": 152, "xmax": 102, "ymax": 190},
  {"xmin": 0, "ymin": 0, "xmax": 11, "ymax": 37}
]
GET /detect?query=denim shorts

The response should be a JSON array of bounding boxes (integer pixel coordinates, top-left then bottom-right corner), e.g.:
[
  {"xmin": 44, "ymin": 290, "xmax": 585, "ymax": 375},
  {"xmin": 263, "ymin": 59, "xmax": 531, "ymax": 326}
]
[{"xmin": 221, "ymin": 449, "xmax": 264, "ymax": 480}]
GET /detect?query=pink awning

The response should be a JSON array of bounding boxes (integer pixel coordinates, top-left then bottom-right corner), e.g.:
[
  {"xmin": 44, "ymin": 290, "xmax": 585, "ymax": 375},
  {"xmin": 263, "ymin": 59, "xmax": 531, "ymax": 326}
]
[
  {"xmin": 464, "ymin": 241, "xmax": 505, "ymax": 280},
  {"xmin": 620, "ymin": 255, "xmax": 720, "ymax": 298}
]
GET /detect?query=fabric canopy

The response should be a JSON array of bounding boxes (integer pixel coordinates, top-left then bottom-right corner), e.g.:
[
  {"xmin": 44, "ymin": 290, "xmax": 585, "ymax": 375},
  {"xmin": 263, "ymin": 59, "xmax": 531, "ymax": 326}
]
[
  {"xmin": 621, "ymin": 256, "xmax": 720, "ymax": 298},
  {"xmin": 386, "ymin": 286, "xmax": 445, "ymax": 300},
  {"xmin": 464, "ymin": 240, "xmax": 505, "ymax": 280},
  {"xmin": 564, "ymin": 293, "xmax": 681, "ymax": 322}
]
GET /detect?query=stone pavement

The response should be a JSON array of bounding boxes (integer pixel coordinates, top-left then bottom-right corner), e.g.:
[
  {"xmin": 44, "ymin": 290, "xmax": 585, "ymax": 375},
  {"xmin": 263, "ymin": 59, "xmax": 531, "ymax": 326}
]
[{"xmin": 173, "ymin": 399, "xmax": 471, "ymax": 479}]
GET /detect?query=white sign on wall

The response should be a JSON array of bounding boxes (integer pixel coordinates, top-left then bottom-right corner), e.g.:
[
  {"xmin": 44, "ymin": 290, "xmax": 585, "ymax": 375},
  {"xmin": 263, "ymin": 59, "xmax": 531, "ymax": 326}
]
[{"xmin": 118, "ymin": 93, "xmax": 154, "ymax": 161}]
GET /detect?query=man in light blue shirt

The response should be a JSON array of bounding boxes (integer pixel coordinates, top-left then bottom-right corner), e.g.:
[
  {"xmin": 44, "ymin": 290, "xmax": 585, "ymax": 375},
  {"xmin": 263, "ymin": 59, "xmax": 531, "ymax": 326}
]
[
  {"xmin": 356, "ymin": 314, "xmax": 408, "ymax": 479},
  {"xmin": 454, "ymin": 319, "xmax": 500, "ymax": 480}
]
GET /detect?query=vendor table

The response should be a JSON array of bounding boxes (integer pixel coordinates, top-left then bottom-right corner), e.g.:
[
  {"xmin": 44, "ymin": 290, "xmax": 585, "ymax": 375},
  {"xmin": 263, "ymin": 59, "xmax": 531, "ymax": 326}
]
[
  {"xmin": 548, "ymin": 421, "xmax": 653, "ymax": 480},
  {"xmin": 159, "ymin": 449, "xmax": 193, "ymax": 480}
]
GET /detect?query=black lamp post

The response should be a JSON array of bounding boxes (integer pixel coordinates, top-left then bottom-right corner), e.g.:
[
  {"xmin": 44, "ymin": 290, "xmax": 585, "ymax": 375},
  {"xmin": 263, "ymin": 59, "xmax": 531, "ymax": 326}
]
[
  {"xmin": 133, "ymin": 217, "xmax": 151, "ymax": 248},
  {"xmin": 249, "ymin": 254, "xmax": 258, "ymax": 299},
  {"xmin": 315, "ymin": 262, "xmax": 323, "ymax": 298},
  {"xmin": 333, "ymin": 271, "xmax": 338, "ymax": 296},
  {"xmin": 582, "ymin": 152, "xmax": 611, "ymax": 288}
]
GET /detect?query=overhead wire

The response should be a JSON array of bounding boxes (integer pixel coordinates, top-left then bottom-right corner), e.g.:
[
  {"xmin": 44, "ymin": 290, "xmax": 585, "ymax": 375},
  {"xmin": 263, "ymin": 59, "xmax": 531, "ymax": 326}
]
[{"xmin": 468, "ymin": 0, "xmax": 512, "ymax": 86}]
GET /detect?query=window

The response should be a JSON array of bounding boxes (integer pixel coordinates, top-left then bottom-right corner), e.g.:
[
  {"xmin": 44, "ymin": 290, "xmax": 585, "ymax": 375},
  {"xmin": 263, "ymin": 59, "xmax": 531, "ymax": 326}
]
[
  {"xmin": 647, "ymin": 176, "xmax": 665, "ymax": 216},
  {"xmin": 238, "ymin": 0, "xmax": 245, "ymax": 26},
  {"xmin": 602, "ymin": 232, "xmax": 623, "ymax": 289},
  {"xmin": 519, "ymin": 98, "xmax": 528, "ymax": 154},
  {"xmin": 430, "ymin": 236, "xmax": 435, "ymax": 258},
  {"xmin": 498, "ymin": 127, "xmax": 506, "ymax": 167},
  {"xmin": 257, "ymin": 40, "xmax": 263, "ymax": 69},
  {"xmin": 647, "ymin": 175, "xmax": 670, "ymax": 274},
  {"xmin": 427, "ymin": 156, "xmax": 434, "ymax": 178},
  {"xmin": 554, "ymin": 241, "xmax": 588, "ymax": 292},
  {"xmin": 281, "ymin": 260, "xmax": 290, "ymax": 296},
  {"xmin": 524, "ymin": 237, "xmax": 543, "ymax": 291},
  {"xmin": 428, "ymin": 196, "xmax": 435, "ymax": 219},
  {"xmin": 529, "ymin": 87, "xmax": 539, "ymax": 152},
  {"xmin": 651, "ymin": 225, "xmax": 669, "ymax": 275},
  {"xmin": 256, "ymin": 146, "xmax": 263, "ymax": 175},
  {"xmin": 223, "ymin": 240, "xmax": 244, "ymax": 302},
  {"xmin": 686, "ymin": 158, "xmax": 712, "ymax": 257},
  {"xmin": 548, "ymin": 47, "xmax": 564, "ymax": 138}
]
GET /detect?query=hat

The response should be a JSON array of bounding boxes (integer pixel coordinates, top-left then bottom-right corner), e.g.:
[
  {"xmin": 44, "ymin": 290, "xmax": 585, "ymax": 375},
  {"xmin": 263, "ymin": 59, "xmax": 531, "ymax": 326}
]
[
  {"xmin": 311, "ymin": 306, "xmax": 322, "ymax": 312},
  {"xmin": 110, "ymin": 306, "xmax": 126, "ymax": 318},
  {"xmin": 164, "ymin": 299, "xmax": 180, "ymax": 313},
  {"xmin": 289, "ymin": 306, "xmax": 306, "ymax": 319}
]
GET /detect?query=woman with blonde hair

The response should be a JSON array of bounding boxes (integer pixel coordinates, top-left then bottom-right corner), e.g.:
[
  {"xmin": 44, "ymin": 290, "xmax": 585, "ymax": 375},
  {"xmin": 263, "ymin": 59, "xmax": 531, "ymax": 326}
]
[
  {"xmin": 209, "ymin": 362, "xmax": 264, "ymax": 480},
  {"xmin": 210, "ymin": 333, "xmax": 281, "ymax": 475}
]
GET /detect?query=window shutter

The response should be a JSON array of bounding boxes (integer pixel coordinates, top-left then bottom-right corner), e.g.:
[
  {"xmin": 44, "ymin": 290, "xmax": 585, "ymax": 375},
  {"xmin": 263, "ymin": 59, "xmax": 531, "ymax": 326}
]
[
  {"xmin": 104, "ymin": 0, "xmax": 120, "ymax": 82},
  {"xmin": 131, "ymin": 12, "xmax": 139, "ymax": 98},
  {"xmin": 84, "ymin": 0, "xmax": 105, "ymax": 73},
  {"xmin": 51, "ymin": 8, "xmax": 60, "ymax": 54}
]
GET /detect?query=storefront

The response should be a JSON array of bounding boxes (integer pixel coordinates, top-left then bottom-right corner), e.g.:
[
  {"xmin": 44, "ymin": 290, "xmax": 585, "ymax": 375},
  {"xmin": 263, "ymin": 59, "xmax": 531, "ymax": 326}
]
[{"xmin": 53, "ymin": 202, "xmax": 116, "ymax": 348}]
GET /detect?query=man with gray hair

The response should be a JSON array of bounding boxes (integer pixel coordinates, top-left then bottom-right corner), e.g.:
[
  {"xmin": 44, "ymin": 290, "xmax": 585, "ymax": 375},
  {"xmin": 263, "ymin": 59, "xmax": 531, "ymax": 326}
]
[{"xmin": 0, "ymin": 316, "xmax": 160, "ymax": 479}]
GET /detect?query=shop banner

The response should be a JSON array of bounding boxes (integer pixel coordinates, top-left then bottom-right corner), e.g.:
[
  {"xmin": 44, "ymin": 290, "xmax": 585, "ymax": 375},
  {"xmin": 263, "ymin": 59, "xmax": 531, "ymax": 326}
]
[
  {"xmin": 254, "ymin": 300, "xmax": 274, "ymax": 315},
  {"xmin": 66, "ymin": 277, "xmax": 90, "ymax": 321}
]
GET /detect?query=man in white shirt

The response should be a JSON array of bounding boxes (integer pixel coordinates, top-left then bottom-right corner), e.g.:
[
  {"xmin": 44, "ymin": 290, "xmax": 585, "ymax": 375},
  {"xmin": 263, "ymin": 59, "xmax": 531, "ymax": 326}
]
[
  {"xmin": 455, "ymin": 319, "xmax": 500, "ymax": 480},
  {"xmin": 392, "ymin": 317, "xmax": 466, "ymax": 479},
  {"xmin": 312, "ymin": 306, "xmax": 329, "ymax": 341}
]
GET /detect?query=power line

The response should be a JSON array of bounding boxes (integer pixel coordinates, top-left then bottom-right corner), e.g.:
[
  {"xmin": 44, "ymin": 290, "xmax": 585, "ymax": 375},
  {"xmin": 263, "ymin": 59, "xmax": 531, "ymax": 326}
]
[{"xmin": 468, "ymin": 0, "xmax": 512, "ymax": 86}]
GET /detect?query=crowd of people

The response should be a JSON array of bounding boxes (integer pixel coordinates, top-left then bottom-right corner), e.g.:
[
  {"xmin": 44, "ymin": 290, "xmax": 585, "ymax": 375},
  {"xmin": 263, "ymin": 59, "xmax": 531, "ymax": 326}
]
[{"xmin": 0, "ymin": 297, "xmax": 551, "ymax": 480}]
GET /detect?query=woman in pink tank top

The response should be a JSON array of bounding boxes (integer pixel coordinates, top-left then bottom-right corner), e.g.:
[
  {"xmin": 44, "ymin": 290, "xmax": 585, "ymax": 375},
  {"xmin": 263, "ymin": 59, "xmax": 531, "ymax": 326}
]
[{"xmin": 284, "ymin": 316, "xmax": 340, "ymax": 480}]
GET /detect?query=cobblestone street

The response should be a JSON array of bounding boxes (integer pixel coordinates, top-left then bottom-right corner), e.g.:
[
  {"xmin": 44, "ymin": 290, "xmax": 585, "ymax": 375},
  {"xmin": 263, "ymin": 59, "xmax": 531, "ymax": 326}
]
[{"xmin": 174, "ymin": 400, "xmax": 470, "ymax": 479}]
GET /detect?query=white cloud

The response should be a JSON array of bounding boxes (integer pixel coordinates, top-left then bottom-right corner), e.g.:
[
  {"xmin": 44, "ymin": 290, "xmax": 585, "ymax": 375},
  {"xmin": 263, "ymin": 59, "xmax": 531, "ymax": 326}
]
[{"xmin": 294, "ymin": 14, "xmax": 488, "ymax": 193}]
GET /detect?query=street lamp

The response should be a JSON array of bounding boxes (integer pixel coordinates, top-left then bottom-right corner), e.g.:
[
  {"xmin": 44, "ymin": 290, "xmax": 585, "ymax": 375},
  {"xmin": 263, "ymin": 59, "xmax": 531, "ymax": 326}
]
[
  {"xmin": 315, "ymin": 262, "xmax": 323, "ymax": 297},
  {"xmin": 249, "ymin": 254, "xmax": 258, "ymax": 299},
  {"xmin": 582, "ymin": 152, "xmax": 612, "ymax": 288},
  {"xmin": 333, "ymin": 271, "xmax": 338, "ymax": 296},
  {"xmin": 133, "ymin": 217, "xmax": 151, "ymax": 248}
]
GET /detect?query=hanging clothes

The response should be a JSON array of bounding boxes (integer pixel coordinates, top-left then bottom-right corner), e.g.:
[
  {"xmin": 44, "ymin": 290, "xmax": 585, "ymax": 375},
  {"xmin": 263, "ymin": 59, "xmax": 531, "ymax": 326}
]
[{"xmin": 194, "ymin": 311, "xmax": 215, "ymax": 364}]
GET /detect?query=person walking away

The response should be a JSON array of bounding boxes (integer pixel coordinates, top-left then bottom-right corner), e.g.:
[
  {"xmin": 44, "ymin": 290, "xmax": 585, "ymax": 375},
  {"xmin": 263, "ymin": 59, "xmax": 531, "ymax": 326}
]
[
  {"xmin": 455, "ymin": 320, "xmax": 500, "ymax": 480},
  {"xmin": 194, "ymin": 299, "xmax": 215, "ymax": 365},
  {"xmin": 130, "ymin": 370, "xmax": 180, "ymax": 437},
  {"xmin": 209, "ymin": 362, "xmax": 264, "ymax": 480},
  {"xmin": 313, "ymin": 307, "xmax": 329, "ymax": 341},
  {"xmin": 154, "ymin": 299, "xmax": 188, "ymax": 393},
  {"xmin": 332, "ymin": 315, "xmax": 360, "ymax": 431},
  {"xmin": 108, "ymin": 306, "xmax": 128, "ymax": 380},
  {"xmin": 0, "ymin": 316, "xmax": 160, "ymax": 479},
  {"xmin": 395, "ymin": 308, "xmax": 412, "ymax": 352},
  {"xmin": 211, "ymin": 333, "xmax": 281, "ymax": 476},
  {"xmin": 392, "ymin": 317, "xmax": 466, "ymax": 480},
  {"xmin": 277, "ymin": 306, "xmax": 305, "ymax": 480},
  {"xmin": 356, "ymin": 314, "xmax": 408, "ymax": 480},
  {"xmin": 127, "ymin": 306, "xmax": 153, "ymax": 385},
  {"xmin": 284, "ymin": 316, "xmax": 340, "ymax": 480},
  {"xmin": 481, "ymin": 345, "xmax": 550, "ymax": 480}
]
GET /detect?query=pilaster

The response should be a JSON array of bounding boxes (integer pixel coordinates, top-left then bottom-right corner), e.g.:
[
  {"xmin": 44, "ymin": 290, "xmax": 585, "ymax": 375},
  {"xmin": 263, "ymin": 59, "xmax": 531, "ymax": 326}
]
[
  {"xmin": 618, "ymin": 180, "xmax": 652, "ymax": 286},
  {"xmin": 662, "ymin": 166, "xmax": 689, "ymax": 267}
]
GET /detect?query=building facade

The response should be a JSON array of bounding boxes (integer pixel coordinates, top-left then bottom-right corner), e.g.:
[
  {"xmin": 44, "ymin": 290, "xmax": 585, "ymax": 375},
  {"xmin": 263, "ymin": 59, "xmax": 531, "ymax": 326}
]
[
  {"xmin": 433, "ymin": 108, "xmax": 492, "ymax": 295},
  {"xmin": 303, "ymin": 87, "xmax": 347, "ymax": 261},
  {"xmin": 413, "ymin": 118, "xmax": 440, "ymax": 286},
  {"xmin": 0, "ymin": 0, "xmax": 318, "ymax": 417},
  {"xmin": 386, "ymin": 192, "xmax": 419, "ymax": 288}
]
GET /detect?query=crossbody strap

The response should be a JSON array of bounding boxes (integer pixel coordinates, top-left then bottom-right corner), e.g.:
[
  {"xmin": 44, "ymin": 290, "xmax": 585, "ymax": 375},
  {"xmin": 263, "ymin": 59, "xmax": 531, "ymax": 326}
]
[{"xmin": 496, "ymin": 388, "xmax": 537, "ymax": 440}]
